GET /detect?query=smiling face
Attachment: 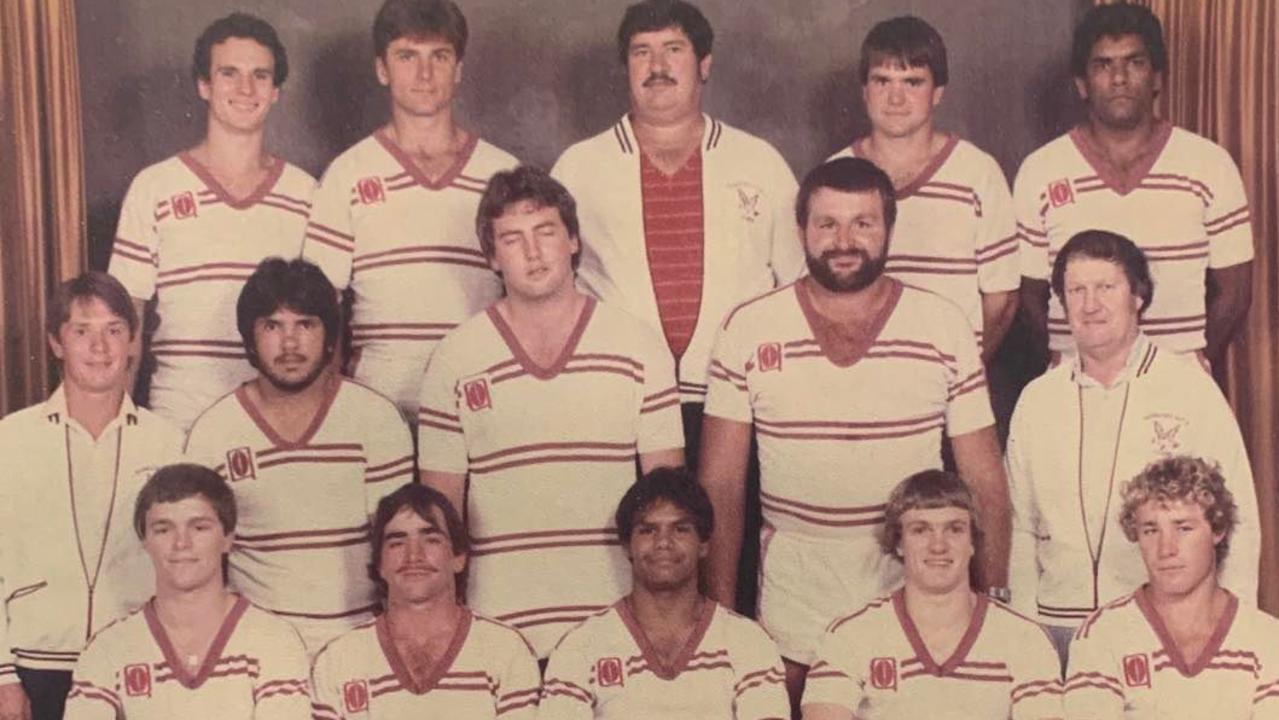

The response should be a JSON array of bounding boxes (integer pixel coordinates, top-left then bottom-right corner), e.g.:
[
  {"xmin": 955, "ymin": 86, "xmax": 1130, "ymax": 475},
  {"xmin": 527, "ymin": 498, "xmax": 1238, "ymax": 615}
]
[
  {"xmin": 899, "ymin": 506, "xmax": 975, "ymax": 597},
  {"xmin": 378, "ymin": 506, "xmax": 466, "ymax": 607},
  {"xmin": 626, "ymin": 25, "xmax": 710, "ymax": 124},
  {"xmin": 863, "ymin": 61, "xmax": 944, "ymax": 139},
  {"xmin": 1135, "ymin": 498, "xmax": 1222, "ymax": 601},
  {"xmin": 627, "ymin": 499, "xmax": 707, "ymax": 593},
  {"xmin": 198, "ymin": 36, "xmax": 279, "ymax": 134},
  {"xmin": 49, "ymin": 296, "xmax": 132, "ymax": 396},
  {"xmin": 376, "ymin": 35, "xmax": 462, "ymax": 120},
  {"xmin": 252, "ymin": 307, "xmax": 329, "ymax": 393},
  {"xmin": 1076, "ymin": 33, "xmax": 1161, "ymax": 131},
  {"xmin": 144, "ymin": 495, "xmax": 233, "ymax": 596},
  {"xmin": 489, "ymin": 199, "xmax": 579, "ymax": 303},
  {"xmin": 801, "ymin": 187, "xmax": 890, "ymax": 293}
]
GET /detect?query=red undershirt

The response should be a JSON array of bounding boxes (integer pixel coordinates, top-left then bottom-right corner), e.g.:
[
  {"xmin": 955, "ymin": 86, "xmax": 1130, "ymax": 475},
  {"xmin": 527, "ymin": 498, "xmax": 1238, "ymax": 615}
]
[{"xmin": 640, "ymin": 148, "xmax": 705, "ymax": 359}]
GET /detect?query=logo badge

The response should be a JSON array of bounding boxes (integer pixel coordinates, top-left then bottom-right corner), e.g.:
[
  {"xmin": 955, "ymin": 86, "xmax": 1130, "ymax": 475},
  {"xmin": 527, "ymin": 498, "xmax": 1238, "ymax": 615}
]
[
  {"xmin": 124, "ymin": 664, "xmax": 152, "ymax": 697},
  {"xmin": 732, "ymin": 183, "xmax": 762, "ymax": 222},
  {"xmin": 1048, "ymin": 179, "xmax": 1075, "ymax": 208},
  {"xmin": 1123, "ymin": 653, "xmax": 1151, "ymax": 688},
  {"xmin": 757, "ymin": 342, "xmax": 783, "ymax": 373},
  {"xmin": 869, "ymin": 657, "xmax": 897, "ymax": 691},
  {"xmin": 170, "ymin": 191, "xmax": 198, "ymax": 220},
  {"xmin": 1148, "ymin": 414, "xmax": 1187, "ymax": 455},
  {"xmin": 225, "ymin": 447, "xmax": 257, "ymax": 482},
  {"xmin": 343, "ymin": 680, "xmax": 370, "ymax": 712},
  {"xmin": 356, "ymin": 177, "xmax": 386, "ymax": 205},
  {"xmin": 596, "ymin": 657, "xmax": 624, "ymax": 687},
  {"xmin": 463, "ymin": 379, "xmax": 491, "ymax": 412}
]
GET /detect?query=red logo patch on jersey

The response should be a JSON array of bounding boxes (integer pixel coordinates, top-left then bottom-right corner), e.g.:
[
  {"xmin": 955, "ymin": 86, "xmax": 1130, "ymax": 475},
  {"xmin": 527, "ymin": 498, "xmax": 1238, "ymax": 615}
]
[
  {"xmin": 170, "ymin": 191, "xmax": 198, "ymax": 219},
  {"xmin": 463, "ymin": 379, "xmax": 492, "ymax": 412},
  {"xmin": 1123, "ymin": 653, "xmax": 1151, "ymax": 688},
  {"xmin": 1048, "ymin": 178, "xmax": 1075, "ymax": 208},
  {"xmin": 343, "ymin": 680, "xmax": 370, "ymax": 712},
  {"xmin": 869, "ymin": 657, "xmax": 897, "ymax": 691},
  {"xmin": 356, "ymin": 177, "xmax": 386, "ymax": 205},
  {"xmin": 757, "ymin": 342, "xmax": 783, "ymax": 373},
  {"xmin": 596, "ymin": 657, "xmax": 625, "ymax": 687},
  {"xmin": 124, "ymin": 663, "xmax": 152, "ymax": 697},
  {"xmin": 225, "ymin": 446, "xmax": 257, "ymax": 482}
]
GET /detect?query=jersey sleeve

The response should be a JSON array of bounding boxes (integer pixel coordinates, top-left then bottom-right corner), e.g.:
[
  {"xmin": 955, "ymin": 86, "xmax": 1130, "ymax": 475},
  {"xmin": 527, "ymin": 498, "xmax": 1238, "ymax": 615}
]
[
  {"xmin": 635, "ymin": 325, "xmax": 684, "ymax": 455},
  {"xmin": 703, "ymin": 312, "xmax": 754, "ymax": 424},
  {"xmin": 801, "ymin": 625, "xmax": 863, "ymax": 712},
  {"xmin": 538, "ymin": 634, "xmax": 596, "ymax": 720},
  {"xmin": 109, "ymin": 171, "xmax": 160, "ymax": 301},
  {"xmin": 360, "ymin": 391, "xmax": 415, "ymax": 516},
  {"xmin": 63, "ymin": 636, "xmax": 123, "ymax": 720},
  {"xmin": 762, "ymin": 150, "xmax": 805, "ymax": 286},
  {"xmin": 1012, "ymin": 159, "xmax": 1050, "ymax": 282},
  {"xmin": 1252, "ymin": 630, "xmax": 1279, "ymax": 720},
  {"xmin": 1062, "ymin": 622, "xmax": 1124, "ymax": 720},
  {"xmin": 1005, "ymin": 397, "xmax": 1042, "ymax": 619},
  {"xmin": 973, "ymin": 155, "xmax": 1020, "ymax": 294},
  {"xmin": 1008, "ymin": 623, "xmax": 1064, "ymax": 720},
  {"xmin": 183, "ymin": 413, "xmax": 229, "ymax": 477},
  {"xmin": 730, "ymin": 619, "xmax": 790, "ymax": 720},
  {"xmin": 491, "ymin": 627, "xmax": 541, "ymax": 720},
  {"xmin": 302, "ymin": 163, "xmax": 357, "ymax": 292},
  {"xmin": 416, "ymin": 347, "xmax": 469, "ymax": 474},
  {"xmin": 940, "ymin": 302, "xmax": 994, "ymax": 437},
  {"xmin": 251, "ymin": 623, "xmax": 312, "ymax": 720},
  {"xmin": 1202, "ymin": 145, "xmax": 1254, "ymax": 269},
  {"xmin": 308, "ymin": 643, "xmax": 346, "ymax": 720}
]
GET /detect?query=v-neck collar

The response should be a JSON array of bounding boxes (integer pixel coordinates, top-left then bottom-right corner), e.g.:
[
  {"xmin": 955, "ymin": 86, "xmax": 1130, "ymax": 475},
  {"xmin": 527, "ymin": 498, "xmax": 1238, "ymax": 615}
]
[
  {"xmin": 375, "ymin": 609, "xmax": 472, "ymax": 694},
  {"xmin": 144, "ymin": 594, "xmax": 248, "ymax": 690},
  {"xmin": 893, "ymin": 589, "xmax": 988, "ymax": 676},
  {"xmin": 852, "ymin": 133, "xmax": 958, "ymax": 199},
  {"xmin": 1067, "ymin": 121, "xmax": 1173, "ymax": 196},
  {"xmin": 616, "ymin": 597, "xmax": 715, "ymax": 681},
  {"xmin": 794, "ymin": 277, "xmax": 901, "ymax": 368},
  {"xmin": 487, "ymin": 296, "xmax": 595, "ymax": 380},
  {"xmin": 1135, "ymin": 585, "xmax": 1237, "ymax": 677},
  {"xmin": 177, "ymin": 151, "xmax": 284, "ymax": 209},
  {"xmin": 374, "ymin": 128, "xmax": 479, "ymax": 191},
  {"xmin": 234, "ymin": 375, "xmax": 341, "ymax": 449}
]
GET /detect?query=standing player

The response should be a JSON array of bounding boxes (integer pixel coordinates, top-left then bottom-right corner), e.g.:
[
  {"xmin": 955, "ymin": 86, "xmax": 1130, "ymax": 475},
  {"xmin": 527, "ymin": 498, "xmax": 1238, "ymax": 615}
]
[
  {"xmin": 1016, "ymin": 3, "xmax": 1253, "ymax": 369},
  {"xmin": 109, "ymin": 13, "xmax": 314, "ymax": 432},
  {"xmin": 0, "ymin": 272, "xmax": 183, "ymax": 720},
  {"xmin": 417, "ymin": 167, "xmax": 684, "ymax": 658},
  {"xmin": 699, "ymin": 157, "xmax": 1010, "ymax": 708},
  {"xmin": 829, "ymin": 15, "xmax": 1018, "ymax": 361},
  {"xmin": 1063, "ymin": 456, "xmax": 1279, "ymax": 719},
  {"xmin": 1006, "ymin": 230, "xmax": 1258, "ymax": 654},
  {"xmin": 310, "ymin": 483, "xmax": 540, "ymax": 719},
  {"xmin": 185, "ymin": 258, "xmax": 414, "ymax": 656},
  {"xmin": 540, "ymin": 468, "xmax": 790, "ymax": 719},
  {"xmin": 303, "ymin": 0, "xmax": 518, "ymax": 419},
  {"xmin": 803, "ymin": 470, "xmax": 1062, "ymax": 720},
  {"xmin": 551, "ymin": 0, "xmax": 803, "ymax": 456},
  {"xmin": 64, "ymin": 464, "xmax": 311, "ymax": 719}
]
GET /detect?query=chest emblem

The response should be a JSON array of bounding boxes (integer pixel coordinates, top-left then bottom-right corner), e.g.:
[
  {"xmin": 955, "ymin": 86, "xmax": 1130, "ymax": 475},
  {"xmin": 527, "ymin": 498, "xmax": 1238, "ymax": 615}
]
[
  {"xmin": 596, "ymin": 657, "xmax": 625, "ymax": 687},
  {"xmin": 1123, "ymin": 653, "xmax": 1151, "ymax": 688},
  {"xmin": 869, "ymin": 657, "xmax": 897, "ymax": 691},
  {"xmin": 757, "ymin": 342, "xmax": 783, "ymax": 373},
  {"xmin": 1048, "ymin": 178, "xmax": 1075, "ymax": 208},
  {"xmin": 124, "ymin": 663, "xmax": 152, "ymax": 697},
  {"xmin": 170, "ymin": 191, "xmax": 198, "ymax": 220},
  {"xmin": 343, "ymin": 680, "xmax": 370, "ymax": 712},
  {"xmin": 225, "ymin": 446, "xmax": 257, "ymax": 482},
  {"xmin": 356, "ymin": 176, "xmax": 386, "ymax": 205},
  {"xmin": 730, "ymin": 182, "xmax": 762, "ymax": 222},
  {"xmin": 462, "ymin": 378, "xmax": 492, "ymax": 412},
  {"xmin": 1147, "ymin": 413, "xmax": 1187, "ymax": 455}
]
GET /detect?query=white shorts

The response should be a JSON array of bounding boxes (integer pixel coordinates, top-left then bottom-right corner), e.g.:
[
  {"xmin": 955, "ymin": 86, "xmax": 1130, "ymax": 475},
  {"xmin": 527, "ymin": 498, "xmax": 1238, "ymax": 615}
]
[{"xmin": 757, "ymin": 527, "xmax": 901, "ymax": 664}]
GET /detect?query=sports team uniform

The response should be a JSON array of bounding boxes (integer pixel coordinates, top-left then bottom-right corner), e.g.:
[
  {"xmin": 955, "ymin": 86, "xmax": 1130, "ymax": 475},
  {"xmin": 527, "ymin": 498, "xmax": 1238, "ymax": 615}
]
[
  {"xmin": 804, "ymin": 590, "xmax": 1063, "ymax": 719},
  {"xmin": 1064, "ymin": 588, "xmax": 1279, "ymax": 719},
  {"xmin": 110, "ymin": 152, "xmax": 315, "ymax": 431},
  {"xmin": 64, "ymin": 595, "xmax": 311, "ymax": 719},
  {"xmin": 1014, "ymin": 122, "xmax": 1254, "ymax": 354},
  {"xmin": 310, "ymin": 610, "xmax": 539, "ymax": 719},
  {"xmin": 184, "ymin": 378, "xmax": 414, "ymax": 655},
  {"xmin": 1006, "ymin": 333, "xmax": 1259, "ymax": 627},
  {"xmin": 552, "ymin": 114, "xmax": 804, "ymax": 405},
  {"xmin": 303, "ymin": 131, "xmax": 517, "ymax": 417},
  {"xmin": 540, "ymin": 600, "xmax": 789, "ymax": 720},
  {"xmin": 704, "ymin": 278, "xmax": 994, "ymax": 663},
  {"xmin": 829, "ymin": 136, "xmax": 1019, "ymax": 349},
  {"xmin": 0, "ymin": 389, "xmax": 183, "ymax": 685},
  {"xmin": 417, "ymin": 298, "xmax": 683, "ymax": 657}
]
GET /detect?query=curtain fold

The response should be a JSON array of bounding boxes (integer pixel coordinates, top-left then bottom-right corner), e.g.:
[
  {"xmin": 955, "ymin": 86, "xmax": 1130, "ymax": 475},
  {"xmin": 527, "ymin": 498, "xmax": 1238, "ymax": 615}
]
[
  {"xmin": 0, "ymin": 0, "xmax": 87, "ymax": 415},
  {"xmin": 1104, "ymin": 0, "xmax": 1279, "ymax": 613}
]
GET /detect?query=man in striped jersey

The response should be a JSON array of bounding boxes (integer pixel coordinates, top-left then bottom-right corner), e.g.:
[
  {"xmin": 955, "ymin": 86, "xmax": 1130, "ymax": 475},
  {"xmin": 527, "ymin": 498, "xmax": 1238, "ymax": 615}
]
[
  {"xmin": 109, "ymin": 13, "xmax": 315, "ymax": 432},
  {"xmin": 310, "ymin": 483, "xmax": 540, "ymax": 719},
  {"xmin": 1016, "ymin": 3, "xmax": 1253, "ymax": 371},
  {"xmin": 303, "ymin": 0, "xmax": 518, "ymax": 419},
  {"xmin": 700, "ymin": 157, "xmax": 1010, "ymax": 710},
  {"xmin": 417, "ymin": 167, "xmax": 684, "ymax": 659},
  {"xmin": 540, "ymin": 468, "xmax": 789, "ymax": 719},
  {"xmin": 1064, "ymin": 456, "xmax": 1279, "ymax": 719},
  {"xmin": 829, "ymin": 15, "xmax": 1018, "ymax": 362},
  {"xmin": 551, "ymin": 0, "xmax": 804, "ymax": 463},
  {"xmin": 185, "ymin": 258, "xmax": 414, "ymax": 657},
  {"xmin": 64, "ymin": 464, "xmax": 311, "ymax": 719},
  {"xmin": 802, "ymin": 470, "xmax": 1062, "ymax": 720},
  {"xmin": 1006, "ymin": 230, "xmax": 1257, "ymax": 660}
]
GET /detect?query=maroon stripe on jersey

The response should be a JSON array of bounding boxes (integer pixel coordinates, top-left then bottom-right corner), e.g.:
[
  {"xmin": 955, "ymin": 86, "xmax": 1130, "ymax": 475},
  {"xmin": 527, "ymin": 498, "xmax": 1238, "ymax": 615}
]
[
  {"xmin": 470, "ymin": 454, "xmax": 635, "ymax": 477},
  {"xmin": 887, "ymin": 265, "xmax": 977, "ymax": 277},
  {"xmin": 266, "ymin": 191, "xmax": 311, "ymax": 208},
  {"xmin": 762, "ymin": 491, "xmax": 885, "ymax": 517},
  {"xmin": 366, "ymin": 455, "xmax": 414, "ymax": 483},
  {"xmin": 354, "ymin": 255, "xmax": 490, "ymax": 274},
  {"xmin": 255, "ymin": 679, "xmax": 309, "ymax": 703},
  {"xmin": 470, "ymin": 440, "xmax": 636, "ymax": 465},
  {"xmin": 257, "ymin": 441, "xmax": 363, "ymax": 458},
  {"xmin": 158, "ymin": 261, "xmax": 259, "ymax": 278},
  {"xmin": 1011, "ymin": 678, "xmax": 1063, "ymax": 703},
  {"xmin": 913, "ymin": 188, "xmax": 978, "ymax": 210},
  {"xmin": 756, "ymin": 411, "xmax": 945, "ymax": 432},
  {"xmin": 1064, "ymin": 671, "xmax": 1122, "ymax": 696},
  {"xmin": 259, "ymin": 198, "xmax": 308, "ymax": 218},
  {"xmin": 356, "ymin": 244, "xmax": 485, "ymax": 264},
  {"xmin": 257, "ymin": 454, "xmax": 366, "ymax": 470},
  {"xmin": 641, "ymin": 386, "xmax": 680, "ymax": 414},
  {"xmin": 1207, "ymin": 209, "xmax": 1250, "ymax": 236},
  {"xmin": 151, "ymin": 348, "xmax": 246, "ymax": 360},
  {"xmin": 498, "ymin": 690, "xmax": 541, "ymax": 714},
  {"xmin": 156, "ymin": 272, "xmax": 255, "ymax": 289},
  {"xmin": 306, "ymin": 221, "xmax": 356, "ymax": 245},
  {"xmin": 238, "ymin": 524, "xmax": 369, "ymax": 543},
  {"xmin": 1148, "ymin": 172, "xmax": 1213, "ymax": 200},
  {"xmin": 642, "ymin": 149, "xmax": 704, "ymax": 358},
  {"xmin": 543, "ymin": 679, "xmax": 593, "ymax": 704},
  {"xmin": 474, "ymin": 527, "xmax": 613, "ymax": 545},
  {"xmin": 268, "ymin": 603, "xmax": 378, "ymax": 620},
  {"xmin": 829, "ymin": 597, "xmax": 893, "ymax": 632},
  {"xmin": 237, "ymin": 534, "xmax": 370, "ymax": 553}
]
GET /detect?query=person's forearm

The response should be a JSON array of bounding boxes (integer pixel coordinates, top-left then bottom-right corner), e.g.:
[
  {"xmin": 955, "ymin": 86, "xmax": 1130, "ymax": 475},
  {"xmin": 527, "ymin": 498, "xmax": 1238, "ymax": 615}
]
[{"xmin": 979, "ymin": 290, "xmax": 1018, "ymax": 363}]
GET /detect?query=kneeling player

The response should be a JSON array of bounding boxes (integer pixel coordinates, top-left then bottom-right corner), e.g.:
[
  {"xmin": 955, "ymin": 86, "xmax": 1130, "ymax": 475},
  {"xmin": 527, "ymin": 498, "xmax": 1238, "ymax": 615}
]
[
  {"xmin": 803, "ymin": 470, "xmax": 1062, "ymax": 720},
  {"xmin": 1064, "ymin": 456, "xmax": 1279, "ymax": 719},
  {"xmin": 310, "ymin": 483, "xmax": 540, "ymax": 719},
  {"xmin": 540, "ymin": 467, "xmax": 790, "ymax": 719},
  {"xmin": 65, "ymin": 464, "xmax": 310, "ymax": 719}
]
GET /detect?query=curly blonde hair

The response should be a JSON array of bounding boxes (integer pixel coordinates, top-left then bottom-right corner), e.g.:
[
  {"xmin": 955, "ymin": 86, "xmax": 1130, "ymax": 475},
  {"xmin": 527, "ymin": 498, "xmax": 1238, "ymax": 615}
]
[{"xmin": 1118, "ymin": 455, "xmax": 1237, "ymax": 564}]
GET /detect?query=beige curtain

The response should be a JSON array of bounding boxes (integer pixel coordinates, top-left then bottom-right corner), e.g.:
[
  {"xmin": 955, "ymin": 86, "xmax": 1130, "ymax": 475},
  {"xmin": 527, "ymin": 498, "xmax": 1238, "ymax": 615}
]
[
  {"xmin": 0, "ymin": 0, "xmax": 87, "ymax": 415},
  {"xmin": 1101, "ymin": 0, "xmax": 1279, "ymax": 613}
]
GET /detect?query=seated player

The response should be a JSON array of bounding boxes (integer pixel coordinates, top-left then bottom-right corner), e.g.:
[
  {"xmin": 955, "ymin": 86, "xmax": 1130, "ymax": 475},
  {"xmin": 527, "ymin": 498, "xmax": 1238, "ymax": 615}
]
[
  {"xmin": 540, "ymin": 467, "xmax": 790, "ymax": 719},
  {"xmin": 803, "ymin": 469, "xmax": 1062, "ymax": 720},
  {"xmin": 1064, "ymin": 456, "xmax": 1279, "ymax": 719},
  {"xmin": 65, "ymin": 464, "xmax": 310, "ymax": 719},
  {"xmin": 310, "ymin": 483, "xmax": 540, "ymax": 719}
]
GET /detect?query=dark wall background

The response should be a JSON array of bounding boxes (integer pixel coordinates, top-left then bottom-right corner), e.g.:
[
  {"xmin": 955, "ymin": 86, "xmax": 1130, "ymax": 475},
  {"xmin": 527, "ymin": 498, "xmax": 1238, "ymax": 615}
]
[{"xmin": 77, "ymin": 0, "xmax": 1090, "ymax": 270}]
